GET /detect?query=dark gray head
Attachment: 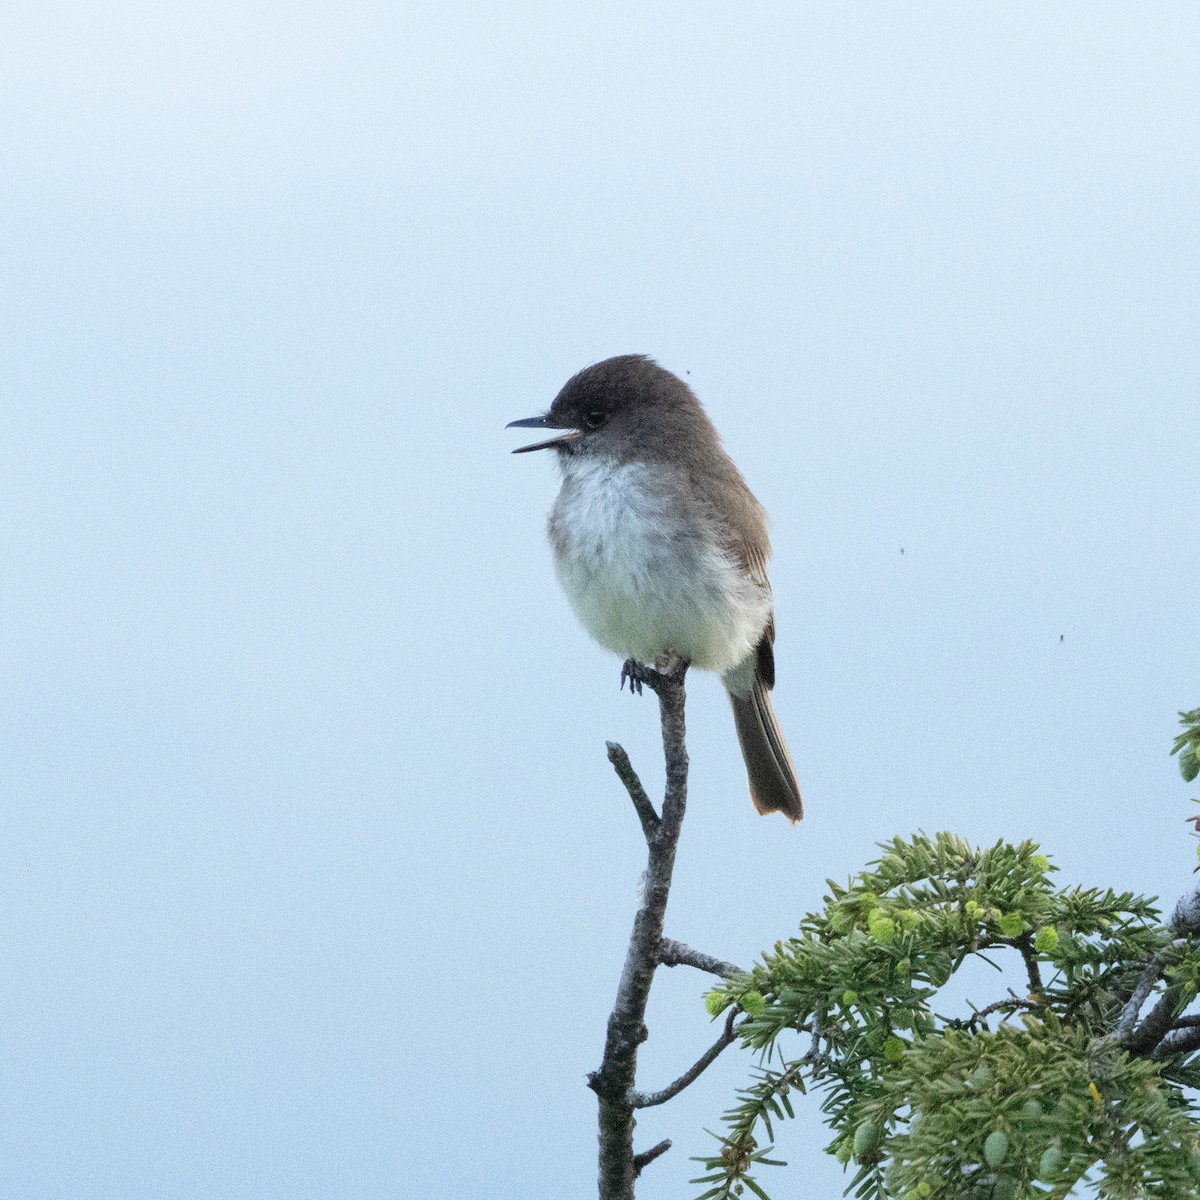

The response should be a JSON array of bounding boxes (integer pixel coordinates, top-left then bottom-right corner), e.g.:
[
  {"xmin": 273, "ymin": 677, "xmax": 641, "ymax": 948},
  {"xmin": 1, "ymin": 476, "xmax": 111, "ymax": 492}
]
[{"xmin": 506, "ymin": 355, "xmax": 718, "ymax": 463}]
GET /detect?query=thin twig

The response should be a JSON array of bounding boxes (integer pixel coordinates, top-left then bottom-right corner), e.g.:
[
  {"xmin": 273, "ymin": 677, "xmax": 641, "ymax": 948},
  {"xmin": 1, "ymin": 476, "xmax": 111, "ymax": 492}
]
[
  {"xmin": 606, "ymin": 742, "xmax": 659, "ymax": 841},
  {"xmin": 630, "ymin": 1009, "xmax": 739, "ymax": 1109},
  {"xmin": 998, "ymin": 935, "xmax": 1045, "ymax": 998},
  {"xmin": 631, "ymin": 1140, "xmax": 671, "ymax": 1177},
  {"xmin": 964, "ymin": 989, "xmax": 1041, "ymax": 1033},
  {"xmin": 805, "ymin": 1009, "xmax": 831, "ymax": 1078},
  {"xmin": 807, "ymin": 1009, "xmax": 825, "ymax": 1058},
  {"xmin": 657, "ymin": 937, "xmax": 744, "ymax": 980}
]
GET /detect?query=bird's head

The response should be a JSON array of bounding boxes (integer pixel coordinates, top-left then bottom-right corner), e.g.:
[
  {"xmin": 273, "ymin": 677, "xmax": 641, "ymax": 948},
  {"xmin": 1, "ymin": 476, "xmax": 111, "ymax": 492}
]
[{"xmin": 507, "ymin": 355, "xmax": 702, "ymax": 460}]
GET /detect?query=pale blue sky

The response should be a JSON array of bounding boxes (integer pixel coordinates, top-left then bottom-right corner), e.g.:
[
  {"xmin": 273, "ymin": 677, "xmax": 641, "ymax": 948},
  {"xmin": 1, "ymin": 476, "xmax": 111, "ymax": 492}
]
[{"xmin": 2, "ymin": 4, "xmax": 1198, "ymax": 1198}]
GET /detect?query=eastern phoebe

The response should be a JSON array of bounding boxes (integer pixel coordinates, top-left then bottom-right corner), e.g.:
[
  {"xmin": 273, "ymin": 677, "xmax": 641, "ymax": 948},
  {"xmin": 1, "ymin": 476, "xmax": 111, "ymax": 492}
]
[{"xmin": 508, "ymin": 355, "xmax": 803, "ymax": 823}]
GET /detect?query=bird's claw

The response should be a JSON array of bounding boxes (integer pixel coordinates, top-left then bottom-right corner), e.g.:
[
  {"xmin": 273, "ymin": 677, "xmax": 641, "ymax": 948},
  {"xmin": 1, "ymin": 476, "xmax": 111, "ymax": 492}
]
[{"xmin": 620, "ymin": 659, "xmax": 649, "ymax": 695}]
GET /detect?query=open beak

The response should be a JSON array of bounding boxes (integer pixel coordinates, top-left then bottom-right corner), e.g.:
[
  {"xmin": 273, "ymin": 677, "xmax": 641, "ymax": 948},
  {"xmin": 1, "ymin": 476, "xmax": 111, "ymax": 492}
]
[{"xmin": 506, "ymin": 415, "xmax": 584, "ymax": 454}]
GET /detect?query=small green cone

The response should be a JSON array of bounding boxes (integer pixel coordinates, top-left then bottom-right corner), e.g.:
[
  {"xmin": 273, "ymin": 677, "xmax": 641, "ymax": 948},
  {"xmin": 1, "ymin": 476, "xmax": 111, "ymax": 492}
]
[
  {"xmin": 740, "ymin": 990, "xmax": 766, "ymax": 1017},
  {"xmin": 998, "ymin": 913, "xmax": 1025, "ymax": 937},
  {"xmin": 853, "ymin": 1120, "xmax": 881, "ymax": 1160},
  {"xmin": 983, "ymin": 1129, "xmax": 1009, "ymax": 1167},
  {"xmin": 1037, "ymin": 1144, "xmax": 1063, "ymax": 1180},
  {"xmin": 1034, "ymin": 925, "xmax": 1059, "ymax": 953}
]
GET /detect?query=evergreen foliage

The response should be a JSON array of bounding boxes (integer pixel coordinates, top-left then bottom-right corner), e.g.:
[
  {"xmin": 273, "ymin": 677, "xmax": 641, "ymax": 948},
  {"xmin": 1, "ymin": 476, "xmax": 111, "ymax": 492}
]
[
  {"xmin": 1173, "ymin": 708, "xmax": 1200, "ymax": 784},
  {"xmin": 694, "ymin": 709, "xmax": 1200, "ymax": 1199}
]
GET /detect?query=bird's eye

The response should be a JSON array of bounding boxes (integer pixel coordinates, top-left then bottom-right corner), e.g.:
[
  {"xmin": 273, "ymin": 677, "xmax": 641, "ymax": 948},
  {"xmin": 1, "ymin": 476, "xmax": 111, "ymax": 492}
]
[{"xmin": 584, "ymin": 410, "xmax": 606, "ymax": 429}]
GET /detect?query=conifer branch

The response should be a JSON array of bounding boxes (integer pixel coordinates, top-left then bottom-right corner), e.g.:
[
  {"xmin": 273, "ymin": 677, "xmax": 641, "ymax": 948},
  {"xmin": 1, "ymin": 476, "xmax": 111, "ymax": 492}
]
[{"xmin": 692, "ymin": 711, "xmax": 1200, "ymax": 1197}]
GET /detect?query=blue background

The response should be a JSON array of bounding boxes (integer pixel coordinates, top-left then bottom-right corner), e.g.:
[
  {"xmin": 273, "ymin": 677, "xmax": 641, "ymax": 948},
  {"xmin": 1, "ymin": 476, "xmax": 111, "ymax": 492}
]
[{"xmin": 3, "ymin": 4, "xmax": 1198, "ymax": 1197}]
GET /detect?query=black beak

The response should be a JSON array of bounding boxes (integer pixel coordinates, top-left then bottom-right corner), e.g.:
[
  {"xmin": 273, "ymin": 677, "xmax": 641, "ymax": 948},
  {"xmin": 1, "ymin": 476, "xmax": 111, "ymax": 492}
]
[{"xmin": 506, "ymin": 415, "xmax": 583, "ymax": 454}]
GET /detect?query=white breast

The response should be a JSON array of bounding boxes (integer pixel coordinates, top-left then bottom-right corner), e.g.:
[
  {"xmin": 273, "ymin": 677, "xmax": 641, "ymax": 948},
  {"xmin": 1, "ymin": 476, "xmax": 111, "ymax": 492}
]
[{"xmin": 546, "ymin": 457, "xmax": 771, "ymax": 675}]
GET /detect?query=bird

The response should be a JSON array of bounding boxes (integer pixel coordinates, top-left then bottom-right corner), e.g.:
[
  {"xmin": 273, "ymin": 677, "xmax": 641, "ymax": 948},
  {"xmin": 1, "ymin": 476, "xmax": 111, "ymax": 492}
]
[{"xmin": 507, "ymin": 354, "xmax": 802, "ymax": 822}]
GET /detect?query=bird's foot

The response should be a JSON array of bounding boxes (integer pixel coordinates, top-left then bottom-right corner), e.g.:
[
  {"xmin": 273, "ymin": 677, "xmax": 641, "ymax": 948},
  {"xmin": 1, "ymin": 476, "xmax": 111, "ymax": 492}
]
[
  {"xmin": 620, "ymin": 659, "xmax": 653, "ymax": 695},
  {"xmin": 620, "ymin": 654, "xmax": 690, "ymax": 695}
]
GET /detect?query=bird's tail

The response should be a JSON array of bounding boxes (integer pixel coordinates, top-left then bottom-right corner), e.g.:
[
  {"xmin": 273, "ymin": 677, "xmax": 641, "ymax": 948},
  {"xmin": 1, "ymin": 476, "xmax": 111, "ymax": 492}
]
[{"xmin": 728, "ymin": 679, "xmax": 803, "ymax": 823}]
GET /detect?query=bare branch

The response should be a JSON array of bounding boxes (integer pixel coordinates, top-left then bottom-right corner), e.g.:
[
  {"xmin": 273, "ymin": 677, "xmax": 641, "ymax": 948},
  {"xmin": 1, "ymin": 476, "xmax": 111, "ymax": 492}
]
[
  {"xmin": 1156, "ymin": 1024, "xmax": 1200, "ymax": 1056},
  {"xmin": 606, "ymin": 742, "xmax": 659, "ymax": 841},
  {"xmin": 1127, "ymin": 987, "xmax": 1186, "ymax": 1054},
  {"xmin": 657, "ymin": 937, "xmax": 744, "ymax": 980},
  {"xmin": 1172, "ymin": 886, "xmax": 1200, "ymax": 934},
  {"xmin": 632, "ymin": 1140, "xmax": 671, "ymax": 1177},
  {"xmin": 591, "ymin": 657, "xmax": 692, "ymax": 1200},
  {"xmin": 654, "ymin": 655, "xmax": 691, "ymax": 834},
  {"xmin": 1118, "ymin": 942, "xmax": 1184, "ymax": 1050},
  {"xmin": 630, "ymin": 1009, "xmax": 739, "ymax": 1109},
  {"xmin": 1155, "ymin": 1011, "xmax": 1200, "ymax": 1054}
]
